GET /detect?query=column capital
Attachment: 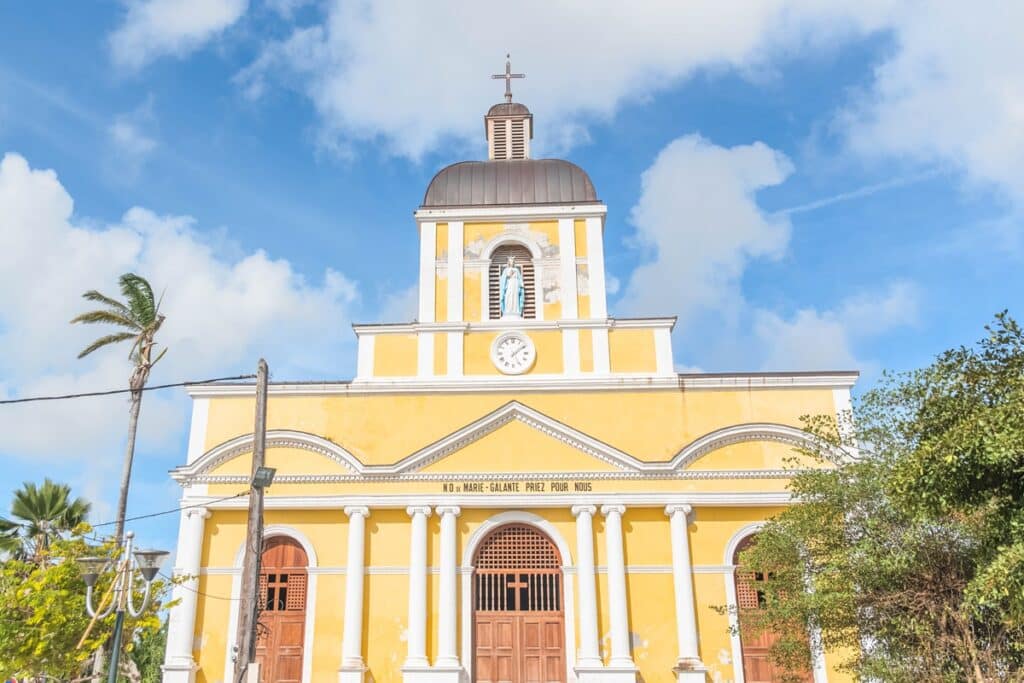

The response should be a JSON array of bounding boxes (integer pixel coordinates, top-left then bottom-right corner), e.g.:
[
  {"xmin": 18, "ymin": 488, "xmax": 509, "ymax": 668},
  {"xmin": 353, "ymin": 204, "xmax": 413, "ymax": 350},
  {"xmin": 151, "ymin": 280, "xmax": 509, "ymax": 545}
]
[
  {"xmin": 436, "ymin": 505, "xmax": 461, "ymax": 517},
  {"xmin": 344, "ymin": 506, "xmax": 370, "ymax": 518},
  {"xmin": 600, "ymin": 504, "xmax": 626, "ymax": 517},
  {"xmin": 665, "ymin": 504, "xmax": 693, "ymax": 519},
  {"xmin": 571, "ymin": 504, "xmax": 597, "ymax": 518},
  {"xmin": 406, "ymin": 505, "xmax": 432, "ymax": 518},
  {"xmin": 185, "ymin": 506, "xmax": 211, "ymax": 520}
]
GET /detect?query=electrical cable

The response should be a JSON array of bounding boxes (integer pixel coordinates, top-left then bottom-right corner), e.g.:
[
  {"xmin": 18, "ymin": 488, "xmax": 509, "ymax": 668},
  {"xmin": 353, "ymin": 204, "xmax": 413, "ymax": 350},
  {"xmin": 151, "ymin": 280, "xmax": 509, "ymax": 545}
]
[
  {"xmin": 89, "ymin": 492, "xmax": 249, "ymax": 528},
  {"xmin": 0, "ymin": 374, "xmax": 256, "ymax": 405}
]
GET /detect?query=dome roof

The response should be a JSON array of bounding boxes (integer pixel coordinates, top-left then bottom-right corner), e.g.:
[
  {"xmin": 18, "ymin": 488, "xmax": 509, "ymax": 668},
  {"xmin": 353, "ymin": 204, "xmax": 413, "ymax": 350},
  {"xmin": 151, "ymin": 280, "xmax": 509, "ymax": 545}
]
[
  {"xmin": 486, "ymin": 102, "xmax": 531, "ymax": 117},
  {"xmin": 422, "ymin": 159, "xmax": 599, "ymax": 208}
]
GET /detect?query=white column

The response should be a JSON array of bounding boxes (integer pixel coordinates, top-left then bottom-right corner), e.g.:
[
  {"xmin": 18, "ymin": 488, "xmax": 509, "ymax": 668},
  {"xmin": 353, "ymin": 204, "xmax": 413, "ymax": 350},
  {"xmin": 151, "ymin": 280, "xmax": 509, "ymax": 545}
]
[
  {"xmin": 585, "ymin": 217, "xmax": 607, "ymax": 320},
  {"xmin": 340, "ymin": 507, "xmax": 370, "ymax": 682},
  {"xmin": 571, "ymin": 505, "xmax": 602, "ymax": 668},
  {"xmin": 447, "ymin": 221, "xmax": 464, "ymax": 322},
  {"xmin": 404, "ymin": 506, "xmax": 432, "ymax": 669},
  {"xmin": 436, "ymin": 506, "xmax": 461, "ymax": 668},
  {"xmin": 665, "ymin": 505, "xmax": 703, "ymax": 672},
  {"xmin": 418, "ymin": 222, "xmax": 436, "ymax": 323},
  {"xmin": 161, "ymin": 507, "xmax": 210, "ymax": 683},
  {"xmin": 559, "ymin": 218, "xmax": 578, "ymax": 319},
  {"xmin": 601, "ymin": 505, "xmax": 634, "ymax": 668}
]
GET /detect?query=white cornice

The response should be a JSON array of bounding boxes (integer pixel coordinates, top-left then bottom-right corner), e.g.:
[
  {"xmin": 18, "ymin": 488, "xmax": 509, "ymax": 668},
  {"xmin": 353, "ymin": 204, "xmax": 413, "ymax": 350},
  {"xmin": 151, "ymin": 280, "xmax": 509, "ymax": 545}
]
[
  {"xmin": 185, "ymin": 371, "xmax": 857, "ymax": 398},
  {"xmin": 414, "ymin": 204, "xmax": 608, "ymax": 221},
  {"xmin": 182, "ymin": 491, "xmax": 793, "ymax": 509},
  {"xmin": 172, "ymin": 400, "xmax": 844, "ymax": 485},
  {"xmin": 351, "ymin": 316, "xmax": 677, "ymax": 335}
]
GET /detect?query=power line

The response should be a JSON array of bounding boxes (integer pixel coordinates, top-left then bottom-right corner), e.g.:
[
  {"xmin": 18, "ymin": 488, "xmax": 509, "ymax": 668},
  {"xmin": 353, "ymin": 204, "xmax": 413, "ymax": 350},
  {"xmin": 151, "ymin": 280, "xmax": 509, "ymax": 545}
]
[
  {"xmin": 90, "ymin": 492, "xmax": 248, "ymax": 528},
  {"xmin": 159, "ymin": 570, "xmax": 239, "ymax": 601},
  {"xmin": 0, "ymin": 374, "xmax": 257, "ymax": 405}
]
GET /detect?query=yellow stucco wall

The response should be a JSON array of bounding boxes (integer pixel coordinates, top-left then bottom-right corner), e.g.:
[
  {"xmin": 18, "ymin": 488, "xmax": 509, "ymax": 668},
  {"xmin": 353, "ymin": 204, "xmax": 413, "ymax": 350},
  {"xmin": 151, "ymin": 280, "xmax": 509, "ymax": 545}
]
[
  {"xmin": 609, "ymin": 329, "xmax": 657, "ymax": 373},
  {"xmin": 463, "ymin": 330, "xmax": 563, "ymax": 376},
  {"xmin": 372, "ymin": 334, "xmax": 418, "ymax": 377}
]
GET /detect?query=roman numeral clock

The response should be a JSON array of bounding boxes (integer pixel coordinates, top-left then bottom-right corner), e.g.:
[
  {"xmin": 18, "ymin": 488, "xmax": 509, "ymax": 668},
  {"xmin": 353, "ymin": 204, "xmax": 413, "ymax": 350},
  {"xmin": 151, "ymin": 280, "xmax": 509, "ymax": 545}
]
[{"xmin": 490, "ymin": 331, "xmax": 536, "ymax": 375}]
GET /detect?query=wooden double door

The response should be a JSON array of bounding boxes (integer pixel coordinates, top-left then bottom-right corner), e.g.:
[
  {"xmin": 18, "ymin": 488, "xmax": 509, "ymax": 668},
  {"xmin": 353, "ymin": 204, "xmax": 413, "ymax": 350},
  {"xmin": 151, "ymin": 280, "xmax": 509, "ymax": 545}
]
[
  {"xmin": 474, "ymin": 525, "xmax": 566, "ymax": 683},
  {"xmin": 255, "ymin": 537, "xmax": 308, "ymax": 683}
]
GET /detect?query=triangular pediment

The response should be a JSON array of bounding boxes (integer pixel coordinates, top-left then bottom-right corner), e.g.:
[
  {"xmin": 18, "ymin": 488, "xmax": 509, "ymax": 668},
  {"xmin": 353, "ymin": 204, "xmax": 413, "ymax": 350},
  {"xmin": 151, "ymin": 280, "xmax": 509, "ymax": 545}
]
[
  {"xmin": 393, "ymin": 401, "xmax": 643, "ymax": 474},
  {"xmin": 417, "ymin": 419, "xmax": 623, "ymax": 474}
]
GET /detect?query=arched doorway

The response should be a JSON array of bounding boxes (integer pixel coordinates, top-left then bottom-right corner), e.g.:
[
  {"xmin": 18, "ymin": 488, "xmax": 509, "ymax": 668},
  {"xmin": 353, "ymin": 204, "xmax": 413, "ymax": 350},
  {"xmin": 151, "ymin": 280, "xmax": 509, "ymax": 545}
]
[
  {"xmin": 473, "ymin": 524, "xmax": 565, "ymax": 683},
  {"xmin": 733, "ymin": 536, "xmax": 812, "ymax": 683},
  {"xmin": 255, "ymin": 537, "xmax": 308, "ymax": 683}
]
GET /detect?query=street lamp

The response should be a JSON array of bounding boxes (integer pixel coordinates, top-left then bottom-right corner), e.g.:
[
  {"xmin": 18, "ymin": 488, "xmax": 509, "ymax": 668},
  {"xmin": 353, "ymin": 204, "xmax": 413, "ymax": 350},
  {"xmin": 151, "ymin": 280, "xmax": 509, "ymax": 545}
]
[{"xmin": 78, "ymin": 531, "xmax": 169, "ymax": 683}]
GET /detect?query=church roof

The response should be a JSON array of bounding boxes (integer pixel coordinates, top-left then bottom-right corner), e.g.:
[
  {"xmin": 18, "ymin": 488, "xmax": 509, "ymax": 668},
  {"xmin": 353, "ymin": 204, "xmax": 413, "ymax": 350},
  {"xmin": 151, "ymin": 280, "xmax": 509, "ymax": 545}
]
[
  {"xmin": 421, "ymin": 158, "xmax": 599, "ymax": 208},
  {"xmin": 487, "ymin": 102, "xmax": 531, "ymax": 117}
]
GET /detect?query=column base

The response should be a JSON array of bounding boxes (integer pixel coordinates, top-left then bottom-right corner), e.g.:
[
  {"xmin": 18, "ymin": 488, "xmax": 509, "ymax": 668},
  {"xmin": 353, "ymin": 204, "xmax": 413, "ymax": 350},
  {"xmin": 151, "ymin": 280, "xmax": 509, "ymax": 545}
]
[
  {"xmin": 402, "ymin": 664, "xmax": 465, "ymax": 683},
  {"xmin": 339, "ymin": 664, "xmax": 368, "ymax": 683},
  {"xmin": 574, "ymin": 664, "xmax": 638, "ymax": 683},
  {"xmin": 160, "ymin": 659, "xmax": 199, "ymax": 683},
  {"xmin": 672, "ymin": 660, "xmax": 708, "ymax": 683}
]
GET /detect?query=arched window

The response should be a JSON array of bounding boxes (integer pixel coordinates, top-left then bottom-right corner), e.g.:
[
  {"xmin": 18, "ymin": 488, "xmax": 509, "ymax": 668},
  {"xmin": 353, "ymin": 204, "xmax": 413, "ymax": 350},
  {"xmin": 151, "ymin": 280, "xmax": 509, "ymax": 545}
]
[{"xmin": 488, "ymin": 244, "xmax": 535, "ymax": 319}]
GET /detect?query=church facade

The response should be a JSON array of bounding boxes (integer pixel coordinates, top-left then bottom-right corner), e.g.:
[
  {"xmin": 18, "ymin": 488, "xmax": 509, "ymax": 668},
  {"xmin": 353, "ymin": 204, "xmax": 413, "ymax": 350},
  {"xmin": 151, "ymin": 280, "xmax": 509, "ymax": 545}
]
[{"xmin": 161, "ymin": 80, "xmax": 856, "ymax": 683}]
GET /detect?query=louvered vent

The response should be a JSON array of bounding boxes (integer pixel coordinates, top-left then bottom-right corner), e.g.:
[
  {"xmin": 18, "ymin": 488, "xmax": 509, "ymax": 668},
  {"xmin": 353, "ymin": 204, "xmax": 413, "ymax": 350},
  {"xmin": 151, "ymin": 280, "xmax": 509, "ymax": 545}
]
[
  {"xmin": 510, "ymin": 120, "xmax": 526, "ymax": 159},
  {"xmin": 489, "ymin": 244, "xmax": 535, "ymax": 319},
  {"xmin": 491, "ymin": 120, "xmax": 508, "ymax": 160}
]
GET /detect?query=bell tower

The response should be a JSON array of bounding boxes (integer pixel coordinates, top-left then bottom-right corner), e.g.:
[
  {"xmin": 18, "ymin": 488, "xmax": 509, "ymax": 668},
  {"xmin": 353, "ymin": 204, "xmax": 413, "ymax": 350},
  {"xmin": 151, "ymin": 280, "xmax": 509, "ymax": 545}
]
[{"xmin": 486, "ymin": 55, "xmax": 533, "ymax": 160}]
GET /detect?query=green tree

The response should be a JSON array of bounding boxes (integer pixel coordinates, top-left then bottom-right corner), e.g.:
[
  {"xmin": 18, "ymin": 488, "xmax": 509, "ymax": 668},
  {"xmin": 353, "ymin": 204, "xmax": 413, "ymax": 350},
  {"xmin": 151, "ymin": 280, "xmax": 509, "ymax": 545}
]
[
  {"xmin": 71, "ymin": 273, "xmax": 166, "ymax": 543},
  {"xmin": 127, "ymin": 618, "xmax": 168, "ymax": 683},
  {"xmin": 0, "ymin": 531, "xmax": 166, "ymax": 681},
  {"xmin": 0, "ymin": 479, "xmax": 91, "ymax": 562},
  {"xmin": 735, "ymin": 314, "xmax": 1024, "ymax": 682}
]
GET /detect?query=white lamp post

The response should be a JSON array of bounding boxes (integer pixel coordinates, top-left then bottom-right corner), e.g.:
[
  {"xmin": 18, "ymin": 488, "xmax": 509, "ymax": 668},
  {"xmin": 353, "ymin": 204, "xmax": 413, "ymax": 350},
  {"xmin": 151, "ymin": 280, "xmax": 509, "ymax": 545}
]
[{"xmin": 78, "ymin": 530, "xmax": 169, "ymax": 683}]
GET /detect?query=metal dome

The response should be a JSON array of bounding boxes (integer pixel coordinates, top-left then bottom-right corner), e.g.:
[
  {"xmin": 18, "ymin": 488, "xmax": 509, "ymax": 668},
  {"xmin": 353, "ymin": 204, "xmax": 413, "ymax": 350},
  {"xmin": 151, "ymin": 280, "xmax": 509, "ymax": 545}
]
[{"xmin": 421, "ymin": 159, "xmax": 599, "ymax": 208}]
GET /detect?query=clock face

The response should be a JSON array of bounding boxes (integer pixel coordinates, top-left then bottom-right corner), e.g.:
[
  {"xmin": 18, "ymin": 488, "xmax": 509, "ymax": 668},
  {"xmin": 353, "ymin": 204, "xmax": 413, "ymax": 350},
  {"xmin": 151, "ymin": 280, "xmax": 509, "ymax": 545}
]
[{"xmin": 491, "ymin": 331, "xmax": 536, "ymax": 375}]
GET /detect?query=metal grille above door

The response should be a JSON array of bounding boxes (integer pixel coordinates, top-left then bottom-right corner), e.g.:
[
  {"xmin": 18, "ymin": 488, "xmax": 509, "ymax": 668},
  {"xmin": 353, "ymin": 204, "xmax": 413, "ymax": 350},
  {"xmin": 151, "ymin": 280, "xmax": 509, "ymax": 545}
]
[{"xmin": 489, "ymin": 245, "xmax": 536, "ymax": 320}]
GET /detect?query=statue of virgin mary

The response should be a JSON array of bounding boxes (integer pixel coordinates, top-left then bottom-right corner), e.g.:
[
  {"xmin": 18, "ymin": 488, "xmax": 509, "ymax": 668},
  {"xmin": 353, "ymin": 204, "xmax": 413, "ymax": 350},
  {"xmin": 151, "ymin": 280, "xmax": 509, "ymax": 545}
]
[{"xmin": 499, "ymin": 255, "xmax": 525, "ymax": 318}]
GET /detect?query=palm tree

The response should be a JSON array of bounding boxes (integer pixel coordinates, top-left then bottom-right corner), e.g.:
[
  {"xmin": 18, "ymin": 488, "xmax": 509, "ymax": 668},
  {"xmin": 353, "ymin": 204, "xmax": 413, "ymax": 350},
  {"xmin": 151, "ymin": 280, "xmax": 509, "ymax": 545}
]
[
  {"xmin": 71, "ymin": 272, "xmax": 166, "ymax": 543},
  {"xmin": 0, "ymin": 479, "xmax": 91, "ymax": 561}
]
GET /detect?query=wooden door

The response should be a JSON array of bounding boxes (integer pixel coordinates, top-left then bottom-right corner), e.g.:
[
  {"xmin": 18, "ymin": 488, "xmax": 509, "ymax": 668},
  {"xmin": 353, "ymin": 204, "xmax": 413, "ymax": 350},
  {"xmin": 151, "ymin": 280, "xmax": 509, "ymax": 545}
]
[
  {"xmin": 734, "ymin": 537, "xmax": 813, "ymax": 683},
  {"xmin": 474, "ymin": 525, "xmax": 565, "ymax": 683},
  {"xmin": 255, "ymin": 537, "xmax": 308, "ymax": 683}
]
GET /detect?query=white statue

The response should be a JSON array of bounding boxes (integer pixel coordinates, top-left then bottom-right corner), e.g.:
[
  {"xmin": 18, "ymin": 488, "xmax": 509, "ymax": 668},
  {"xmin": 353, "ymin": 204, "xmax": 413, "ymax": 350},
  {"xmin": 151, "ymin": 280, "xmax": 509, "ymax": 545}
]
[{"xmin": 499, "ymin": 256, "xmax": 524, "ymax": 318}]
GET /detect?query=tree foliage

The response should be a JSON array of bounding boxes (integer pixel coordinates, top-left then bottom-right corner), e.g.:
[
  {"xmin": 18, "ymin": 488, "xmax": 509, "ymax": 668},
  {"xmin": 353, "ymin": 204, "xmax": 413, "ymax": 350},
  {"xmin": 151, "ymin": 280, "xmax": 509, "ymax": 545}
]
[
  {"xmin": 0, "ymin": 479, "xmax": 91, "ymax": 562},
  {"xmin": 737, "ymin": 313, "xmax": 1024, "ymax": 682},
  {"xmin": 0, "ymin": 531, "xmax": 167, "ymax": 681}
]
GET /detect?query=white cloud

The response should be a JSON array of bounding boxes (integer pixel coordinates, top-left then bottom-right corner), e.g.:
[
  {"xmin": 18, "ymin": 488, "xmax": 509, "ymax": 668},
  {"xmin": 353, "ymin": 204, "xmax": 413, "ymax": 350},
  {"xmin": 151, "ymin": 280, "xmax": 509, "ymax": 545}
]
[
  {"xmin": 840, "ymin": 2, "xmax": 1024, "ymax": 206},
  {"xmin": 0, "ymin": 152, "xmax": 358, "ymax": 461},
  {"xmin": 109, "ymin": 0, "xmax": 249, "ymax": 71},
  {"xmin": 617, "ymin": 134, "xmax": 793, "ymax": 323},
  {"xmin": 108, "ymin": 98, "xmax": 158, "ymax": 180},
  {"xmin": 238, "ymin": 1, "xmax": 891, "ymax": 159},
  {"xmin": 753, "ymin": 282, "xmax": 920, "ymax": 371}
]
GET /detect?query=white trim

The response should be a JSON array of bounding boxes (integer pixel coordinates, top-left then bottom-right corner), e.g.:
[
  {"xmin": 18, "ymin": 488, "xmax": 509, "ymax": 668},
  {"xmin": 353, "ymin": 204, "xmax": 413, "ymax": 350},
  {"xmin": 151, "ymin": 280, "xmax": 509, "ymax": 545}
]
[
  {"xmin": 562, "ymin": 328, "xmax": 580, "ymax": 376},
  {"xmin": 416, "ymin": 204, "xmax": 607, "ymax": 222},
  {"xmin": 185, "ymin": 399, "xmax": 209, "ymax": 465},
  {"xmin": 482, "ymin": 233, "xmax": 543, "ymax": 260},
  {"xmin": 559, "ymin": 219, "xmax": 578, "ymax": 319},
  {"xmin": 584, "ymin": 217, "xmax": 606, "ymax": 320},
  {"xmin": 356, "ymin": 335, "xmax": 375, "ymax": 379},
  {"xmin": 189, "ymin": 371, "xmax": 857, "ymax": 397},
  {"xmin": 353, "ymin": 317, "xmax": 676, "ymax": 334},
  {"xmin": 202, "ymin": 564, "xmax": 730, "ymax": 576},
  {"xmin": 174, "ymin": 411, "xmax": 840, "ymax": 484},
  {"xmin": 188, "ymin": 492, "xmax": 795, "ymax": 511},
  {"xmin": 447, "ymin": 331, "xmax": 463, "ymax": 377},
  {"xmin": 224, "ymin": 525, "xmax": 319, "ymax": 683},
  {"xmin": 722, "ymin": 523, "xmax": 765, "ymax": 683},
  {"xmin": 447, "ymin": 221, "xmax": 463, "ymax": 322},
  {"xmin": 417, "ymin": 332, "xmax": 434, "ymax": 378},
  {"xmin": 479, "ymin": 262, "xmax": 489, "ymax": 321},
  {"xmin": 460, "ymin": 511, "xmax": 576, "ymax": 683},
  {"xmin": 654, "ymin": 328, "xmax": 674, "ymax": 376},
  {"xmin": 592, "ymin": 328, "xmax": 610, "ymax": 374},
  {"xmin": 418, "ymin": 222, "xmax": 436, "ymax": 323}
]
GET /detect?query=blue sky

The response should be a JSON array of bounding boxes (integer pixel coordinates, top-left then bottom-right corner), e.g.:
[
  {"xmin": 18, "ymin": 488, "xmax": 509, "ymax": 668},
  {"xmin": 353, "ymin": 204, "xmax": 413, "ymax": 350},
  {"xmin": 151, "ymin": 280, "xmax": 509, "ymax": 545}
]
[{"xmin": 1, "ymin": 1, "xmax": 1021, "ymax": 554}]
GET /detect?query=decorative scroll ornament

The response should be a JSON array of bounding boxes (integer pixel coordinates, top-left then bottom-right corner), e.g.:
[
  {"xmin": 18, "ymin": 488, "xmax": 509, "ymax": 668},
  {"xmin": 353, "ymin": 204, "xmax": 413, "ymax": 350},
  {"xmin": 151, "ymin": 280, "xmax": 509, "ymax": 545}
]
[{"xmin": 491, "ymin": 331, "xmax": 536, "ymax": 375}]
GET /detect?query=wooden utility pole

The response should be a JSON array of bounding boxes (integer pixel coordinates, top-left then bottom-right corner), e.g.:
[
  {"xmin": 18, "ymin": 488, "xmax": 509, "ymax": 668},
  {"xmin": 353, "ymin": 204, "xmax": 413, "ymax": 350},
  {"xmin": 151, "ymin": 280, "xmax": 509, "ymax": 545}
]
[{"xmin": 234, "ymin": 358, "xmax": 269, "ymax": 683}]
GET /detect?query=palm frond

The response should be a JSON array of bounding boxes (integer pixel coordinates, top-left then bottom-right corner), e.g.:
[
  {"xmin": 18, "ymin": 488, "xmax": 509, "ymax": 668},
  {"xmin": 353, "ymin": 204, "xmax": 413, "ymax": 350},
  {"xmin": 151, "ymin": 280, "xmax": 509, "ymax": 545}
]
[
  {"xmin": 81, "ymin": 290, "xmax": 132, "ymax": 317},
  {"xmin": 120, "ymin": 273, "xmax": 157, "ymax": 324},
  {"xmin": 77, "ymin": 332, "xmax": 138, "ymax": 359},
  {"xmin": 150, "ymin": 346, "xmax": 168, "ymax": 367},
  {"xmin": 70, "ymin": 309, "xmax": 141, "ymax": 330}
]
